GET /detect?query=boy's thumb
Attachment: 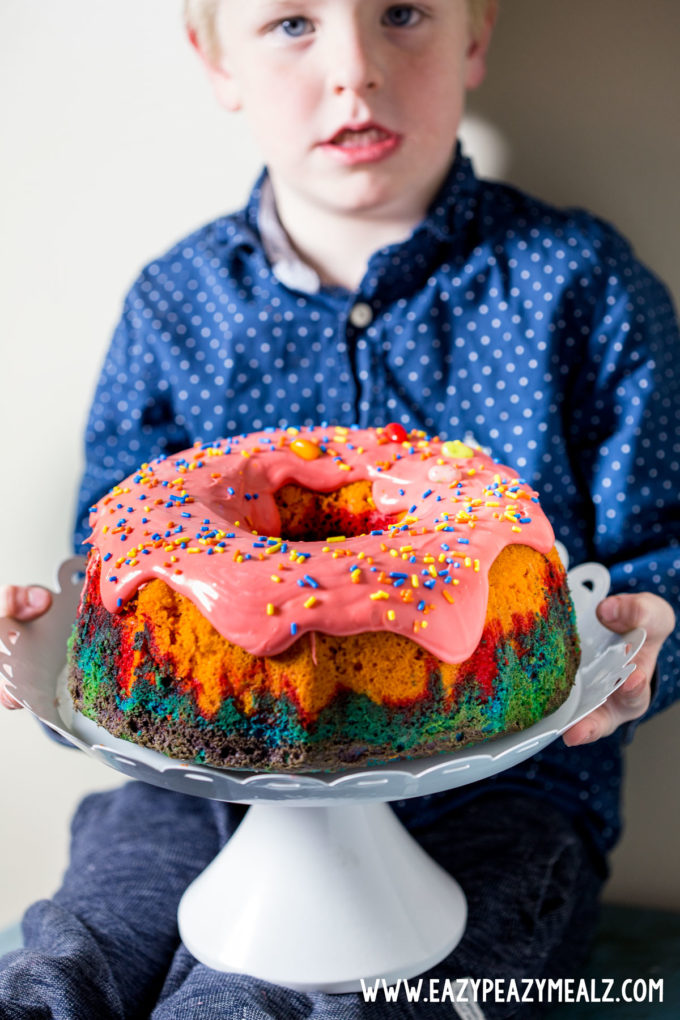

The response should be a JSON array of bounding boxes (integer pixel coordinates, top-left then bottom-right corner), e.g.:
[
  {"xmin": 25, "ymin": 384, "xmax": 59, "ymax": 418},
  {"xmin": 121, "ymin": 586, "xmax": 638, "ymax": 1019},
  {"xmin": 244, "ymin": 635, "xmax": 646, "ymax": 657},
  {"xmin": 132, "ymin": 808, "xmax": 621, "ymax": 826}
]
[
  {"xmin": 26, "ymin": 586, "xmax": 51, "ymax": 610},
  {"xmin": 596, "ymin": 595, "xmax": 624, "ymax": 630}
]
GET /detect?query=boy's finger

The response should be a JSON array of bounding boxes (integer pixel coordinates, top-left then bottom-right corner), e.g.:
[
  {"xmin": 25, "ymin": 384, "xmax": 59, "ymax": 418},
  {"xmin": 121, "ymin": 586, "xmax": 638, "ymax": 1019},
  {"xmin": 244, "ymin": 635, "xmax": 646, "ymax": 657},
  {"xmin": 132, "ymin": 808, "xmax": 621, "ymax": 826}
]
[
  {"xmin": 563, "ymin": 662, "xmax": 652, "ymax": 746},
  {"xmin": 563, "ymin": 706, "xmax": 612, "ymax": 746},
  {"xmin": 597, "ymin": 592, "xmax": 675, "ymax": 641},
  {"xmin": 0, "ymin": 680, "xmax": 22, "ymax": 710},
  {"xmin": 0, "ymin": 585, "xmax": 52, "ymax": 621},
  {"xmin": 614, "ymin": 665, "xmax": 651, "ymax": 714}
]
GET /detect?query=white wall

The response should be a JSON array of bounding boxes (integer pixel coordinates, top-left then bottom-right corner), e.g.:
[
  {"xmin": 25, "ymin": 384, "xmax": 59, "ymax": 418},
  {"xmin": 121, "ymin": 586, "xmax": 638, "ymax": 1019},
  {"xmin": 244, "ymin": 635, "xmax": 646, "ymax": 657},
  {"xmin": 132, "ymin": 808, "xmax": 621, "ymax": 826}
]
[{"xmin": 0, "ymin": 0, "xmax": 678, "ymax": 930}]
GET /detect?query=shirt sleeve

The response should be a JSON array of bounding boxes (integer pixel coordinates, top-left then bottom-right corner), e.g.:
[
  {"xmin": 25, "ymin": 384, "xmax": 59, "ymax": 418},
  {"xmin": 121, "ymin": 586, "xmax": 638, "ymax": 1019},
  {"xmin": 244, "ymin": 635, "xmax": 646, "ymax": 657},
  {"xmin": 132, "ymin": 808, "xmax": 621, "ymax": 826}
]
[
  {"xmin": 73, "ymin": 280, "xmax": 190, "ymax": 553},
  {"xmin": 567, "ymin": 221, "xmax": 680, "ymax": 734}
]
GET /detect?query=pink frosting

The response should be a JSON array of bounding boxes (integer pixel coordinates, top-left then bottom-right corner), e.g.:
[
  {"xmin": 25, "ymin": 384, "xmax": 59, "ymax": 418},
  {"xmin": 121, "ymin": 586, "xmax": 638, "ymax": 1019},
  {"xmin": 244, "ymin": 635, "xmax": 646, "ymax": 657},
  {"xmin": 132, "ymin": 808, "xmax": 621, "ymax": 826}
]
[{"xmin": 87, "ymin": 426, "xmax": 555, "ymax": 663}]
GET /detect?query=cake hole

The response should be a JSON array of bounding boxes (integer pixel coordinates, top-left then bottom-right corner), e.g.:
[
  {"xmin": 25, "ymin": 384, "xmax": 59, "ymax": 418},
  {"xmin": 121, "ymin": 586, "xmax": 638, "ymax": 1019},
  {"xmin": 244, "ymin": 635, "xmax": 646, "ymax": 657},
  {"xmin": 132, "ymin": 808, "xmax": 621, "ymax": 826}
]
[{"xmin": 272, "ymin": 481, "xmax": 402, "ymax": 542}]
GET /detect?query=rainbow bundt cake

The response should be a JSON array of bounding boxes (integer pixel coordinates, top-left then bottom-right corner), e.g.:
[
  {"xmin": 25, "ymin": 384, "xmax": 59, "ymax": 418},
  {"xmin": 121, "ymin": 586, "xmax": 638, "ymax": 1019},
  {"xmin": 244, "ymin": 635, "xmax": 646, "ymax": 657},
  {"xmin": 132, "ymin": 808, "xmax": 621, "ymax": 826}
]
[{"xmin": 67, "ymin": 425, "xmax": 580, "ymax": 771}]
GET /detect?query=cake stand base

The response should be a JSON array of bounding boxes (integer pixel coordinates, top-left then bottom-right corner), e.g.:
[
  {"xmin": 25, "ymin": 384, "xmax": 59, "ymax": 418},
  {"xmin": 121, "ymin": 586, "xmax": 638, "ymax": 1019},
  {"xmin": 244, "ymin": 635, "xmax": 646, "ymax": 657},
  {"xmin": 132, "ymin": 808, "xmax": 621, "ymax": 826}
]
[{"xmin": 177, "ymin": 801, "xmax": 466, "ymax": 993}]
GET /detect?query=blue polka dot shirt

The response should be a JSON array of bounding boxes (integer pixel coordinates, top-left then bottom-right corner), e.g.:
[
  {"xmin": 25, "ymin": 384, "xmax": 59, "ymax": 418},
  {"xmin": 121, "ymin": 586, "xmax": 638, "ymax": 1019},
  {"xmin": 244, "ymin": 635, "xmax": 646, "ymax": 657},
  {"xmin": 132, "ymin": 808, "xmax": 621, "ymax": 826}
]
[{"xmin": 75, "ymin": 147, "xmax": 680, "ymax": 862}]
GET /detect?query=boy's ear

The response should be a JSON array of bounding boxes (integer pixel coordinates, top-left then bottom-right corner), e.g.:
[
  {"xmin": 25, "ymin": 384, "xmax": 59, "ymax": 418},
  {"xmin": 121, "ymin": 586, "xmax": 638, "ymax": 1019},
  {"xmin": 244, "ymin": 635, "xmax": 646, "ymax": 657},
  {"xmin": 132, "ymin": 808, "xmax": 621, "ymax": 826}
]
[
  {"xmin": 187, "ymin": 28, "xmax": 243, "ymax": 112},
  {"xmin": 464, "ymin": 3, "xmax": 497, "ymax": 91}
]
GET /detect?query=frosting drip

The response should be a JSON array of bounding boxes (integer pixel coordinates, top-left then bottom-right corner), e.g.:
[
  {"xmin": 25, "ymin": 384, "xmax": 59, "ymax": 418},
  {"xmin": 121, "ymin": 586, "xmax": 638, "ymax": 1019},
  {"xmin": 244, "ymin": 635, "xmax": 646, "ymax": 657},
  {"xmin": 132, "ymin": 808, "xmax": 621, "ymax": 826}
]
[{"xmin": 86, "ymin": 426, "xmax": 555, "ymax": 663}]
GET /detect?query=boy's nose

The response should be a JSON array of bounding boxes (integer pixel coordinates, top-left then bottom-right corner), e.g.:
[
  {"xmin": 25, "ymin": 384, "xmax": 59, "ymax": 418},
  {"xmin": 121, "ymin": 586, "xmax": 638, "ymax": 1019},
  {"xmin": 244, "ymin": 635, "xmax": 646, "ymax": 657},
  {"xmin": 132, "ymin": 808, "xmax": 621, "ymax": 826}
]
[
  {"xmin": 331, "ymin": 75, "xmax": 378, "ymax": 96},
  {"xmin": 327, "ymin": 29, "xmax": 383, "ymax": 96}
]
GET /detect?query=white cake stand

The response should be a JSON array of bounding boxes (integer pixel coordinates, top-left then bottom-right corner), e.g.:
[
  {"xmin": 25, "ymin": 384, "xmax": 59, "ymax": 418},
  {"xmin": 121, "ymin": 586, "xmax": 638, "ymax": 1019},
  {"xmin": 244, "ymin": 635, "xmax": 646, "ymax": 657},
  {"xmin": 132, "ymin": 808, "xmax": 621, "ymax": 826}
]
[{"xmin": 0, "ymin": 556, "xmax": 644, "ymax": 993}]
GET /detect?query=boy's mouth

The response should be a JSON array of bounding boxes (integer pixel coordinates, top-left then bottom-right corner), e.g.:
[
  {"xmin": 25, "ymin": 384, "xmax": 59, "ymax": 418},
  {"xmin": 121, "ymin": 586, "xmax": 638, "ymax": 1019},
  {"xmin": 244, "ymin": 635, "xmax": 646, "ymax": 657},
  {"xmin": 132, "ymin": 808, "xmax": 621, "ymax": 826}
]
[{"xmin": 321, "ymin": 123, "xmax": 402, "ymax": 165}]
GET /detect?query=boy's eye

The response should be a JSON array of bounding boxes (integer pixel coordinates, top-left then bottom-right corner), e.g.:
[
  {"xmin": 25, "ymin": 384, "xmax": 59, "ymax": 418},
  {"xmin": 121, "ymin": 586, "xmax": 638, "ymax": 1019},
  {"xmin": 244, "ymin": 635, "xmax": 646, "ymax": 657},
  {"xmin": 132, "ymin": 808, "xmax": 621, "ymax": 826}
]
[
  {"xmin": 275, "ymin": 16, "xmax": 314, "ymax": 38},
  {"xmin": 383, "ymin": 5, "xmax": 423, "ymax": 28}
]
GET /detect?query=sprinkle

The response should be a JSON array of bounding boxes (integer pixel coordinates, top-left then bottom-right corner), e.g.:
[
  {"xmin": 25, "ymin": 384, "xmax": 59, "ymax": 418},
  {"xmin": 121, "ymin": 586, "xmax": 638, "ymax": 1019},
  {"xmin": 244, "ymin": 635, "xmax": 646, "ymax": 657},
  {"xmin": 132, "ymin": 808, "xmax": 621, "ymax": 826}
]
[
  {"xmin": 369, "ymin": 590, "xmax": 390, "ymax": 600},
  {"xmin": 303, "ymin": 596, "xmax": 317, "ymax": 609},
  {"xmin": 270, "ymin": 574, "xmax": 282, "ymax": 583},
  {"xmin": 290, "ymin": 622, "xmax": 298, "ymax": 636},
  {"xmin": 442, "ymin": 589, "xmax": 455, "ymax": 604},
  {"xmin": 387, "ymin": 609, "xmax": 396, "ymax": 622}
]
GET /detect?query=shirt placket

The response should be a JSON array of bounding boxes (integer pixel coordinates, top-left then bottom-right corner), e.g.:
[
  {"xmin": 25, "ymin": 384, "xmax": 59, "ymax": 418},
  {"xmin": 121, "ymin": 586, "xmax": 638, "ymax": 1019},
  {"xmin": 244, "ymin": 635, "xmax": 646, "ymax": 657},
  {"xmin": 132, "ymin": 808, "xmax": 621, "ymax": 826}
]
[{"xmin": 341, "ymin": 295, "xmax": 383, "ymax": 427}]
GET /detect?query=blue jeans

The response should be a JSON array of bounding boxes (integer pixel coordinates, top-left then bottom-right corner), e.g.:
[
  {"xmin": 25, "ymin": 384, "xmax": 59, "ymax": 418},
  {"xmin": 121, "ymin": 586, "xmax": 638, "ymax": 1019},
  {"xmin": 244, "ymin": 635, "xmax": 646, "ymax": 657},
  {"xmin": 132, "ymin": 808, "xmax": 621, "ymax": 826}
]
[{"xmin": 0, "ymin": 782, "xmax": 603, "ymax": 1019}]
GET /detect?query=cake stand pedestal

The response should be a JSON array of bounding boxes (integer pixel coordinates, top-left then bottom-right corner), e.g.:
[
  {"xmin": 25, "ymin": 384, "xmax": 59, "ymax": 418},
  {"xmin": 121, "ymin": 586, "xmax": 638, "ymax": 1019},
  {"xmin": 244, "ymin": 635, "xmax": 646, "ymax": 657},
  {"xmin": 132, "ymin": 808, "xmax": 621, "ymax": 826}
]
[
  {"xmin": 178, "ymin": 801, "xmax": 466, "ymax": 992},
  {"xmin": 0, "ymin": 556, "xmax": 644, "ymax": 993}
]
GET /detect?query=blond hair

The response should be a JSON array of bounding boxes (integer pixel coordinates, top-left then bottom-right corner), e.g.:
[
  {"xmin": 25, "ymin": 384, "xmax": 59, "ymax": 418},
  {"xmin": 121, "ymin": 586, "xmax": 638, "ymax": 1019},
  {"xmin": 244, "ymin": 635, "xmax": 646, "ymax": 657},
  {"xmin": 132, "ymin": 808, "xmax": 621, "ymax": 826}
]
[
  {"xmin": 185, "ymin": 0, "xmax": 497, "ymax": 63},
  {"xmin": 468, "ymin": 0, "xmax": 497, "ymax": 37}
]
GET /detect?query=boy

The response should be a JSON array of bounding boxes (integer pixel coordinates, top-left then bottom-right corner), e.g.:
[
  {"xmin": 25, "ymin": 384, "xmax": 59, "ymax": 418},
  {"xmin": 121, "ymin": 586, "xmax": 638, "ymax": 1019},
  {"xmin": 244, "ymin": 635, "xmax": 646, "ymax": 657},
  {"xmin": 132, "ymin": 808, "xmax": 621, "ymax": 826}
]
[{"xmin": 1, "ymin": 1, "xmax": 677, "ymax": 1016}]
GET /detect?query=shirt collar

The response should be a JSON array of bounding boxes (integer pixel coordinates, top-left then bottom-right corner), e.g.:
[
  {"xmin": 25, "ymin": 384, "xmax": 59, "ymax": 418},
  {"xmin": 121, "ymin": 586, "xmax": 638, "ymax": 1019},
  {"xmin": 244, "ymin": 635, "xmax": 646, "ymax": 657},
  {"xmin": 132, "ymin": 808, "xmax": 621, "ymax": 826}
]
[
  {"xmin": 257, "ymin": 175, "xmax": 322, "ymax": 293},
  {"xmin": 216, "ymin": 143, "xmax": 479, "ymax": 294},
  {"xmin": 421, "ymin": 142, "xmax": 480, "ymax": 244}
]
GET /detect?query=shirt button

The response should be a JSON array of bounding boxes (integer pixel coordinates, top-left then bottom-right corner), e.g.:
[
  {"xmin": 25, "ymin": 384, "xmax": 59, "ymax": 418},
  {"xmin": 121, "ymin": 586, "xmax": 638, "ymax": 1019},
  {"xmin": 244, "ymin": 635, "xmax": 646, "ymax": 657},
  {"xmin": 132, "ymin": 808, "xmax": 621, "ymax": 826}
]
[{"xmin": 348, "ymin": 301, "xmax": 373, "ymax": 328}]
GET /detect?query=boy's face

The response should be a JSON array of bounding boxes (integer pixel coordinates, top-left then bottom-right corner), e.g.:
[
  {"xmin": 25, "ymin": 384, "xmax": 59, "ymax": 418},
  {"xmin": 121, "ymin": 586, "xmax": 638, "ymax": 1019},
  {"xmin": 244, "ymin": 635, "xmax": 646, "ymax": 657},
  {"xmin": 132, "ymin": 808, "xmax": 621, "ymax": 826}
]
[{"xmin": 208, "ymin": 0, "xmax": 492, "ymax": 223}]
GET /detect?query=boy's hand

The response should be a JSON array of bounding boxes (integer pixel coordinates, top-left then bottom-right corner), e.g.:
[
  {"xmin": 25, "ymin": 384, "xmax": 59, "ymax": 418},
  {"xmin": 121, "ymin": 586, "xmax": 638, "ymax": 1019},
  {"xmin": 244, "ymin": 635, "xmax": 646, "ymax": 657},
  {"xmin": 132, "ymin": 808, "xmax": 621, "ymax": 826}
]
[
  {"xmin": 0, "ymin": 585, "xmax": 52, "ymax": 709},
  {"xmin": 563, "ymin": 592, "xmax": 676, "ymax": 746}
]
